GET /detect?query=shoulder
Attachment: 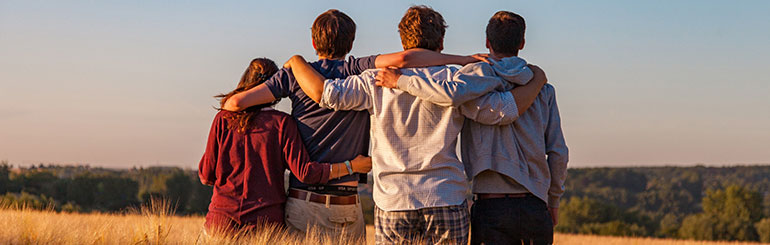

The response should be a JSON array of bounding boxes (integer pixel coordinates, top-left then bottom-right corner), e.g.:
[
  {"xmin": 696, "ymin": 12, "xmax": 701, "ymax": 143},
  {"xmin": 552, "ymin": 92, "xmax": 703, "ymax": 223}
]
[
  {"xmin": 211, "ymin": 110, "xmax": 231, "ymax": 128},
  {"xmin": 459, "ymin": 62, "xmax": 495, "ymax": 76},
  {"xmin": 359, "ymin": 68, "xmax": 379, "ymax": 78},
  {"xmin": 400, "ymin": 65, "xmax": 456, "ymax": 78},
  {"xmin": 540, "ymin": 83, "xmax": 557, "ymax": 99},
  {"xmin": 543, "ymin": 83, "xmax": 556, "ymax": 92},
  {"xmin": 462, "ymin": 61, "xmax": 492, "ymax": 70},
  {"xmin": 257, "ymin": 109, "xmax": 295, "ymax": 131},
  {"xmin": 331, "ymin": 68, "xmax": 378, "ymax": 83},
  {"xmin": 348, "ymin": 54, "xmax": 377, "ymax": 64},
  {"xmin": 270, "ymin": 68, "xmax": 291, "ymax": 79},
  {"xmin": 264, "ymin": 68, "xmax": 291, "ymax": 86},
  {"xmin": 260, "ymin": 108, "xmax": 291, "ymax": 120},
  {"xmin": 214, "ymin": 110, "xmax": 230, "ymax": 120}
]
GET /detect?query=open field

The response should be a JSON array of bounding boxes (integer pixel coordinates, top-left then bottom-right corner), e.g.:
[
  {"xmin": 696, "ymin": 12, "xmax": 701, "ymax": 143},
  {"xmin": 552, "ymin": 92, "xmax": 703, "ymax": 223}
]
[{"xmin": 1, "ymin": 205, "xmax": 766, "ymax": 245}]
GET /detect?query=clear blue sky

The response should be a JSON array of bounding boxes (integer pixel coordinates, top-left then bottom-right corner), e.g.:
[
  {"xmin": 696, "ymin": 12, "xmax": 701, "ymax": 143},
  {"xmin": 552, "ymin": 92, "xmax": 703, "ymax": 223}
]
[{"xmin": 1, "ymin": 1, "xmax": 769, "ymax": 168}]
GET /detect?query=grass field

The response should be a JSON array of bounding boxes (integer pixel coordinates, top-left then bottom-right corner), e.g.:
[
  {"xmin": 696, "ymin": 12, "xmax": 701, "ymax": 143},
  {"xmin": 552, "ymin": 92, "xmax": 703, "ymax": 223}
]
[{"xmin": 1, "ymin": 202, "xmax": 765, "ymax": 245}]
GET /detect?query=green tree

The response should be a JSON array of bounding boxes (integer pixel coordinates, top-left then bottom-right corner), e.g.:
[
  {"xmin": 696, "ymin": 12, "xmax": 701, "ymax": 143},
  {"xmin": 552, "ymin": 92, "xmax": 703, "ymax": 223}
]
[
  {"xmin": 164, "ymin": 171, "xmax": 192, "ymax": 212},
  {"xmin": 558, "ymin": 197, "xmax": 622, "ymax": 233},
  {"xmin": 679, "ymin": 213, "xmax": 719, "ymax": 240},
  {"xmin": 66, "ymin": 173, "xmax": 139, "ymax": 211},
  {"xmin": 703, "ymin": 185, "xmax": 763, "ymax": 223},
  {"xmin": 755, "ymin": 218, "xmax": 770, "ymax": 243},
  {"xmin": 557, "ymin": 197, "xmax": 652, "ymax": 236},
  {"xmin": 657, "ymin": 213, "xmax": 681, "ymax": 237},
  {"xmin": 186, "ymin": 179, "xmax": 213, "ymax": 214},
  {"xmin": 678, "ymin": 185, "xmax": 762, "ymax": 241},
  {"xmin": 93, "ymin": 175, "xmax": 139, "ymax": 211},
  {"xmin": 0, "ymin": 160, "xmax": 11, "ymax": 193}
]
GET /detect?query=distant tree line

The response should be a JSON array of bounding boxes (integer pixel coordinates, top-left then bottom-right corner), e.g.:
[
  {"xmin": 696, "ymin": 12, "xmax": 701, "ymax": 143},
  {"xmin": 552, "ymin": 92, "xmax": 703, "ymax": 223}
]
[
  {"xmin": 0, "ymin": 160, "xmax": 211, "ymax": 214},
  {"xmin": 558, "ymin": 166, "xmax": 770, "ymax": 242},
  {"xmin": 2, "ymin": 160, "xmax": 769, "ymax": 242}
]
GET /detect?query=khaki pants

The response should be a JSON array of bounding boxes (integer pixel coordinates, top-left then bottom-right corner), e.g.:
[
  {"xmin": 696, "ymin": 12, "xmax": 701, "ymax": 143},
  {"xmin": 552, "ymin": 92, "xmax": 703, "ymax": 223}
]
[{"xmin": 284, "ymin": 196, "xmax": 366, "ymax": 239}]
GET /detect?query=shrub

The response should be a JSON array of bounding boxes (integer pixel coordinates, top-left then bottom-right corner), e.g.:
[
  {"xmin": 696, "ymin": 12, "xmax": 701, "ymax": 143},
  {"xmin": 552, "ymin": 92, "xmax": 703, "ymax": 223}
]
[{"xmin": 755, "ymin": 218, "xmax": 770, "ymax": 243}]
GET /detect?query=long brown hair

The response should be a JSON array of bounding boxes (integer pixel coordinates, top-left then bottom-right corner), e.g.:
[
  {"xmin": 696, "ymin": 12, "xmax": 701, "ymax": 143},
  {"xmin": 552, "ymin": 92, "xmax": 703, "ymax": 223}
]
[{"xmin": 216, "ymin": 58, "xmax": 279, "ymax": 133}]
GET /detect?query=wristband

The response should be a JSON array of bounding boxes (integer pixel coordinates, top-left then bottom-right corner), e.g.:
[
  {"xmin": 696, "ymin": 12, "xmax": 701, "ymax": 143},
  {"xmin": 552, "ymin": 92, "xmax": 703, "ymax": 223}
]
[{"xmin": 344, "ymin": 160, "xmax": 354, "ymax": 175}]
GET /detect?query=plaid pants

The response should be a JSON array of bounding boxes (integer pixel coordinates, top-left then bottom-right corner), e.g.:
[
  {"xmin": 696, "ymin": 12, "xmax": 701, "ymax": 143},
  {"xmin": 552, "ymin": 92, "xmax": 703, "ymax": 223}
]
[{"xmin": 375, "ymin": 201, "xmax": 469, "ymax": 244}]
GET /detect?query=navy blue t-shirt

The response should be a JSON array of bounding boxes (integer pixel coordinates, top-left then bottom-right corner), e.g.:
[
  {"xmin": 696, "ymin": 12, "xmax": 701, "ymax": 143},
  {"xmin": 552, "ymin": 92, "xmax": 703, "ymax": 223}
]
[{"xmin": 263, "ymin": 55, "xmax": 376, "ymax": 189}]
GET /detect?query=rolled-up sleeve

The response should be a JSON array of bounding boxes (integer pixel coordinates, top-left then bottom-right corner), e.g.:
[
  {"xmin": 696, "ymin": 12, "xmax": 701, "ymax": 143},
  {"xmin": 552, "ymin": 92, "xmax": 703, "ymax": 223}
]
[
  {"xmin": 543, "ymin": 85, "xmax": 569, "ymax": 208},
  {"xmin": 319, "ymin": 72, "xmax": 374, "ymax": 111}
]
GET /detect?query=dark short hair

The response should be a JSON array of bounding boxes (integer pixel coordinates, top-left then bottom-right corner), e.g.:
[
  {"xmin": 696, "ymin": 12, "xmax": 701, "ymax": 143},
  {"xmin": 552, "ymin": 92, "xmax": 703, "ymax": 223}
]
[
  {"xmin": 398, "ymin": 5, "xmax": 447, "ymax": 51},
  {"xmin": 486, "ymin": 11, "xmax": 526, "ymax": 55},
  {"xmin": 312, "ymin": 9, "xmax": 356, "ymax": 59}
]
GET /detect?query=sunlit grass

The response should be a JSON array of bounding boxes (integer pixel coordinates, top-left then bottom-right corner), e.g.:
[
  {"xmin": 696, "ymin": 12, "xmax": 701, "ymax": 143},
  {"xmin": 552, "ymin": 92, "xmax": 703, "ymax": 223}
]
[
  {"xmin": 0, "ymin": 199, "xmax": 363, "ymax": 244},
  {"xmin": 0, "ymin": 201, "xmax": 763, "ymax": 244}
]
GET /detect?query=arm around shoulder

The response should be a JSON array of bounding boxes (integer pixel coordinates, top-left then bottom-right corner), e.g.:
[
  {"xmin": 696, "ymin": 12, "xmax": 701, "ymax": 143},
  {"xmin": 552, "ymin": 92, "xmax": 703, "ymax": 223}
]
[
  {"xmin": 222, "ymin": 83, "xmax": 277, "ymax": 111},
  {"xmin": 286, "ymin": 55, "xmax": 326, "ymax": 103},
  {"xmin": 509, "ymin": 65, "xmax": 548, "ymax": 116},
  {"xmin": 318, "ymin": 73, "xmax": 374, "ymax": 111},
  {"xmin": 375, "ymin": 48, "xmax": 482, "ymax": 68}
]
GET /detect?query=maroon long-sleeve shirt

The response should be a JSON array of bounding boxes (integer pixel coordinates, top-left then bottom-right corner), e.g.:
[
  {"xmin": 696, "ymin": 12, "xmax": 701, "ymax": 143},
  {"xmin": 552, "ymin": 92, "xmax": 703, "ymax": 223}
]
[{"xmin": 198, "ymin": 109, "xmax": 331, "ymax": 226}]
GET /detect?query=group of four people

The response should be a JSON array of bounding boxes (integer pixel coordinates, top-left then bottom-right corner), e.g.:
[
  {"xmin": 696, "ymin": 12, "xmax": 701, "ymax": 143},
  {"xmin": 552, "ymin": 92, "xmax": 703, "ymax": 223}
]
[{"xmin": 199, "ymin": 5, "xmax": 568, "ymax": 244}]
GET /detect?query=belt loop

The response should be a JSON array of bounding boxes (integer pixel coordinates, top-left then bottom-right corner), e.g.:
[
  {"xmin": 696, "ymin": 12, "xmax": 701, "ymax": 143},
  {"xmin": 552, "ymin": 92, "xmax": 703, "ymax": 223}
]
[
  {"xmin": 325, "ymin": 195, "xmax": 331, "ymax": 208},
  {"xmin": 304, "ymin": 191, "xmax": 311, "ymax": 202}
]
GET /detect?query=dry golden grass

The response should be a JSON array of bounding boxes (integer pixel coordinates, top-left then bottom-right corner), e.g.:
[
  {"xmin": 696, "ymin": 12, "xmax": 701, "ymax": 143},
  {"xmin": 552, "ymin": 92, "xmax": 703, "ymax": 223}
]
[
  {"xmin": 1, "ymin": 202, "xmax": 765, "ymax": 244},
  {"xmin": 0, "ymin": 200, "xmax": 363, "ymax": 244},
  {"xmin": 551, "ymin": 233, "xmax": 766, "ymax": 245}
]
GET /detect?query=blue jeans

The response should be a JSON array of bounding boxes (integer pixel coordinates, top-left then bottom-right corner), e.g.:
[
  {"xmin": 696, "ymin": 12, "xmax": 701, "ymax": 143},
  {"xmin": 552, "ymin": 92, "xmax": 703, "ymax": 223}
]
[{"xmin": 470, "ymin": 195, "xmax": 553, "ymax": 245}]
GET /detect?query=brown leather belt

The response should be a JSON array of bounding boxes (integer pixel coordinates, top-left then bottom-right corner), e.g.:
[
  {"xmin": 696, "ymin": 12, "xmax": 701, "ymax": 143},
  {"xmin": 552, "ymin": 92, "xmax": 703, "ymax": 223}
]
[
  {"xmin": 288, "ymin": 189, "xmax": 358, "ymax": 205},
  {"xmin": 476, "ymin": 193, "xmax": 532, "ymax": 200}
]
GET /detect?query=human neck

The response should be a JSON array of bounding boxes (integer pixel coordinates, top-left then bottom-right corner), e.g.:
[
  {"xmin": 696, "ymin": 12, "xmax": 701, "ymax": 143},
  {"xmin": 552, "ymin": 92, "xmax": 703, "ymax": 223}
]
[{"xmin": 491, "ymin": 51, "xmax": 518, "ymax": 59}]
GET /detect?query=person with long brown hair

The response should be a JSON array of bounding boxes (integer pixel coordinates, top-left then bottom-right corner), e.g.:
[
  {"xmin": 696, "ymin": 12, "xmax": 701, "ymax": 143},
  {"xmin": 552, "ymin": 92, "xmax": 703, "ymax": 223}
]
[{"xmin": 198, "ymin": 58, "xmax": 372, "ymax": 233}]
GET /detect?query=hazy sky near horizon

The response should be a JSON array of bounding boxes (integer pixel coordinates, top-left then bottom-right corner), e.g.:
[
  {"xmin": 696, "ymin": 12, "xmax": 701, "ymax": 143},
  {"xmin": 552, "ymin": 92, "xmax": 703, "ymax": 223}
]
[{"xmin": 1, "ymin": 1, "xmax": 769, "ymax": 169}]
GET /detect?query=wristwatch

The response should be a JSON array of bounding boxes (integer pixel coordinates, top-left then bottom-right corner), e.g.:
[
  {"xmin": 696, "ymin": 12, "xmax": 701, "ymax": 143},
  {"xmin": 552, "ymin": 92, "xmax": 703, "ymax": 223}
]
[{"xmin": 344, "ymin": 160, "xmax": 354, "ymax": 175}]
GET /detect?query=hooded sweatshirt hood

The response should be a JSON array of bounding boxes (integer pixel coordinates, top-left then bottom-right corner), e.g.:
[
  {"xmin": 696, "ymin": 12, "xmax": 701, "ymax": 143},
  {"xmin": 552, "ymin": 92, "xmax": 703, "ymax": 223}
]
[{"xmin": 486, "ymin": 56, "xmax": 532, "ymax": 86}]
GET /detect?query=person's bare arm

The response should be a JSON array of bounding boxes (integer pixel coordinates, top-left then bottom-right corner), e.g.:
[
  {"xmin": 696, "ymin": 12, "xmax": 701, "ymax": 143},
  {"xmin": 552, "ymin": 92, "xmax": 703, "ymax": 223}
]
[
  {"xmin": 327, "ymin": 155, "xmax": 373, "ymax": 179},
  {"xmin": 286, "ymin": 55, "xmax": 374, "ymax": 111},
  {"xmin": 222, "ymin": 84, "xmax": 277, "ymax": 111},
  {"xmin": 375, "ymin": 48, "xmax": 488, "ymax": 68},
  {"xmin": 284, "ymin": 55, "xmax": 326, "ymax": 103},
  {"xmin": 550, "ymin": 208, "xmax": 559, "ymax": 227}
]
